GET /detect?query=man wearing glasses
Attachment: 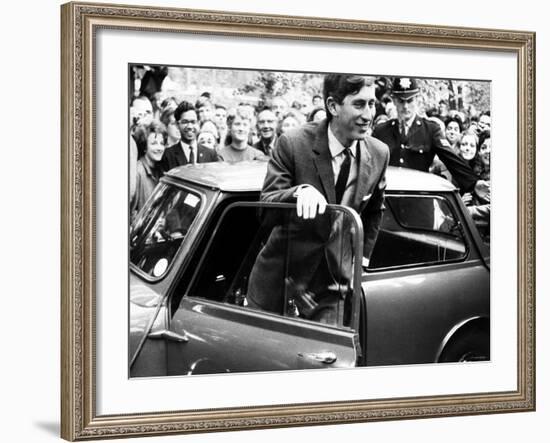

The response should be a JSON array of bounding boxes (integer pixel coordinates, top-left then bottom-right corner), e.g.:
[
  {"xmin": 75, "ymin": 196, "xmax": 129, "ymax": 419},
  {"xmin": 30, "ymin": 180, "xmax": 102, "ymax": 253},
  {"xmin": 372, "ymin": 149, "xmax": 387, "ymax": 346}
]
[{"xmin": 161, "ymin": 100, "xmax": 219, "ymax": 172}]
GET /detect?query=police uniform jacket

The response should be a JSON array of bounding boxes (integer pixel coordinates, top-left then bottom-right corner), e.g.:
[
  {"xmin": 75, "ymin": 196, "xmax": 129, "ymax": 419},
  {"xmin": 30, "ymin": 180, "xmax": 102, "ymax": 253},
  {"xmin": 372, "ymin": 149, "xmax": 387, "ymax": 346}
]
[{"xmin": 372, "ymin": 115, "xmax": 478, "ymax": 192}]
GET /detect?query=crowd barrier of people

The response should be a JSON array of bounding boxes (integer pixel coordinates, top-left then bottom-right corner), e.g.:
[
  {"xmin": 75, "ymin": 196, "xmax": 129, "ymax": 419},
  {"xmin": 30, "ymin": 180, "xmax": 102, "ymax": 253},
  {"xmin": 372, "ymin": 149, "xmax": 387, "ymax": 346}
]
[{"xmin": 129, "ymin": 74, "xmax": 491, "ymax": 243}]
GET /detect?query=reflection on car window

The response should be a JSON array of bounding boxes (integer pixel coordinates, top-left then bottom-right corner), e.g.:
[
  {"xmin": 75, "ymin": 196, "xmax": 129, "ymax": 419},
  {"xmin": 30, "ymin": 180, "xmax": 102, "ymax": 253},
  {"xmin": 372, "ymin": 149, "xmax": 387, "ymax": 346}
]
[
  {"xmin": 368, "ymin": 195, "xmax": 467, "ymax": 269},
  {"xmin": 130, "ymin": 184, "xmax": 201, "ymax": 278},
  {"xmin": 183, "ymin": 205, "xmax": 360, "ymax": 328}
]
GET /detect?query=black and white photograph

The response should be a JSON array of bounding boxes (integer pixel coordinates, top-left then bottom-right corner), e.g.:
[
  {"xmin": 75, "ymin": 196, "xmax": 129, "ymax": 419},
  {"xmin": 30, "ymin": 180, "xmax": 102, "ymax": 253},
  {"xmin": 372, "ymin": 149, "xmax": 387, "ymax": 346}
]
[{"xmin": 128, "ymin": 64, "xmax": 492, "ymax": 377}]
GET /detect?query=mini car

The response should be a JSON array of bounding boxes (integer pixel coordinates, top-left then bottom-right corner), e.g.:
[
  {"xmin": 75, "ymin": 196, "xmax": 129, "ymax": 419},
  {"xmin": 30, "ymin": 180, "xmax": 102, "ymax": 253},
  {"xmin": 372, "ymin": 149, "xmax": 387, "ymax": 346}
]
[{"xmin": 129, "ymin": 161, "xmax": 489, "ymax": 376}]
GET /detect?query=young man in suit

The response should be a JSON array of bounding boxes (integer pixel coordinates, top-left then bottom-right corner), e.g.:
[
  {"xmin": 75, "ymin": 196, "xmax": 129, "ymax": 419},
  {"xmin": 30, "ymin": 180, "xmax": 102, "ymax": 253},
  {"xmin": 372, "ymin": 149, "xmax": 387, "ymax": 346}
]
[
  {"xmin": 247, "ymin": 74, "xmax": 389, "ymax": 325},
  {"xmin": 161, "ymin": 100, "xmax": 218, "ymax": 172}
]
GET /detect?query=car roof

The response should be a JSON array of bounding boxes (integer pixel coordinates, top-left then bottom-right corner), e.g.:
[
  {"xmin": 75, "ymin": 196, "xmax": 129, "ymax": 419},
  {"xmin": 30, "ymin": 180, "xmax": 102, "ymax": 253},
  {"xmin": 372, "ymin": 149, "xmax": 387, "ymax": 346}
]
[{"xmin": 165, "ymin": 160, "xmax": 457, "ymax": 193}]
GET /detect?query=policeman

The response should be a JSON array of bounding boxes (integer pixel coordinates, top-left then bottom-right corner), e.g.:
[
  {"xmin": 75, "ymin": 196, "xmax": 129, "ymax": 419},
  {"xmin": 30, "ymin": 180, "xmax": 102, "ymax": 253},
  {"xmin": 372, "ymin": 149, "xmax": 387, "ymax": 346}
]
[{"xmin": 372, "ymin": 77, "xmax": 479, "ymax": 193}]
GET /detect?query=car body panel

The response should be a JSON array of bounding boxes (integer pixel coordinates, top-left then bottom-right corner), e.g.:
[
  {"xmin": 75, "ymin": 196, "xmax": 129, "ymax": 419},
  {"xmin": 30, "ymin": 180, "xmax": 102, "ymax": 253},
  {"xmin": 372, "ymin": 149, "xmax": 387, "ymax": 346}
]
[{"xmin": 362, "ymin": 260, "xmax": 489, "ymax": 365}]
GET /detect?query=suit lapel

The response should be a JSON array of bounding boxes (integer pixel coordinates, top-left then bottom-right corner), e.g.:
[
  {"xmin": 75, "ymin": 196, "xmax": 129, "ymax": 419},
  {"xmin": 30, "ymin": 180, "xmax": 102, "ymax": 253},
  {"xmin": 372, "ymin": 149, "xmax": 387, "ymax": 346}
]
[
  {"xmin": 353, "ymin": 138, "xmax": 373, "ymax": 210},
  {"xmin": 312, "ymin": 121, "xmax": 336, "ymax": 204},
  {"xmin": 176, "ymin": 143, "xmax": 188, "ymax": 165}
]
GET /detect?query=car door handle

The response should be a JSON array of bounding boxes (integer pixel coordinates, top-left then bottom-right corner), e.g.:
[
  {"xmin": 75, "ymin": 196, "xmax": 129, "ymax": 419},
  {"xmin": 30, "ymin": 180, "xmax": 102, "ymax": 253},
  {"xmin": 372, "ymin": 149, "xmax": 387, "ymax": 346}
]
[
  {"xmin": 297, "ymin": 351, "xmax": 337, "ymax": 364},
  {"xmin": 148, "ymin": 329, "xmax": 189, "ymax": 343}
]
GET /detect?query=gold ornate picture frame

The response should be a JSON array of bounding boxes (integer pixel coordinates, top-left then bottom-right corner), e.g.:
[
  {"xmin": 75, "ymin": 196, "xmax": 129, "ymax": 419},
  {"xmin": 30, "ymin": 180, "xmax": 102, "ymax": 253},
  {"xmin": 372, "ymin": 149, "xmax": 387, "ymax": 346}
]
[{"xmin": 61, "ymin": 1, "xmax": 536, "ymax": 440}]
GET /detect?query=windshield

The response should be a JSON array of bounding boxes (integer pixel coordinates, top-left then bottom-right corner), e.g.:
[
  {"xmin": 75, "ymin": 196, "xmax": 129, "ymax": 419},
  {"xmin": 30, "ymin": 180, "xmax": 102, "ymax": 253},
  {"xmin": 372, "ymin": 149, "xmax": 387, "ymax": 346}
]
[{"xmin": 130, "ymin": 184, "xmax": 202, "ymax": 278}]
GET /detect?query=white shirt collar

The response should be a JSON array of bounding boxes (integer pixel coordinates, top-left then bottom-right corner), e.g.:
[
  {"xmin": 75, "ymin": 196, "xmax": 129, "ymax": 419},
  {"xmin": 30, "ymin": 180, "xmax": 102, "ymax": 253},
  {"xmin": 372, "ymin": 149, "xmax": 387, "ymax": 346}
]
[
  {"xmin": 180, "ymin": 140, "xmax": 196, "ymax": 150},
  {"xmin": 399, "ymin": 113, "xmax": 417, "ymax": 130},
  {"xmin": 327, "ymin": 125, "xmax": 357, "ymax": 159}
]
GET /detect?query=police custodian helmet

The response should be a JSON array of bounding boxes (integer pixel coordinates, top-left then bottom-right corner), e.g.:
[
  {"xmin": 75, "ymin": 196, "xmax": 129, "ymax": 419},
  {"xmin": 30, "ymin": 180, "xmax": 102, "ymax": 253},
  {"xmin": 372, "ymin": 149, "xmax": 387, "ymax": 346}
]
[{"xmin": 391, "ymin": 77, "xmax": 420, "ymax": 99}]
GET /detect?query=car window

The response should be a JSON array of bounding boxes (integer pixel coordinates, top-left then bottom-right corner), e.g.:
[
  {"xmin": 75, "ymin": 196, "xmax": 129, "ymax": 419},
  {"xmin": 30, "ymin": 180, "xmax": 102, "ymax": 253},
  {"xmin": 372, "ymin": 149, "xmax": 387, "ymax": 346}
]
[
  {"xmin": 368, "ymin": 194, "xmax": 467, "ymax": 269},
  {"xmin": 130, "ymin": 184, "xmax": 201, "ymax": 278},
  {"xmin": 183, "ymin": 204, "xmax": 362, "ymax": 328}
]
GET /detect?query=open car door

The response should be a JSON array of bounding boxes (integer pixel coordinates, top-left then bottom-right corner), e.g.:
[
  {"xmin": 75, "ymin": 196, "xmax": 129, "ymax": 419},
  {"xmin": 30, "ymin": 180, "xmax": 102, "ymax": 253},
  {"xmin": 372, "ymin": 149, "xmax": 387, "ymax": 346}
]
[{"xmin": 166, "ymin": 203, "xmax": 365, "ymax": 375}]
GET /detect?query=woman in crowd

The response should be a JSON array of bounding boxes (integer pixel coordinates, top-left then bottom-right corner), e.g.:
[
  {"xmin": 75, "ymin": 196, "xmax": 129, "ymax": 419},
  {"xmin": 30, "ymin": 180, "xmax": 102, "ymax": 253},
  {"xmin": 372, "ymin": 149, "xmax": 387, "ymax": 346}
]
[
  {"xmin": 458, "ymin": 131, "xmax": 478, "ymax": 164},
  {"xmin": 218, "ymin": 108, "xmax": 268, "ymax": 162},
  {"xmin": 131, "ymin": 120, "xmax": 167, "ymax": 221}
]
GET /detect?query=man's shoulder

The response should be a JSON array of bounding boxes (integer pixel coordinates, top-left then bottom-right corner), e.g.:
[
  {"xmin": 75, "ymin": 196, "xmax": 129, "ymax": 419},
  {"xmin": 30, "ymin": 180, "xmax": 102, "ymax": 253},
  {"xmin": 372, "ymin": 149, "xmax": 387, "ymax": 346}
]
[
  {"xmin": 416, "ymin": 116, "xmax": 441, "ymax": 132},
  {"xmin": 283, "ymin": 121, "xmax": 323, "ymax": 141}
]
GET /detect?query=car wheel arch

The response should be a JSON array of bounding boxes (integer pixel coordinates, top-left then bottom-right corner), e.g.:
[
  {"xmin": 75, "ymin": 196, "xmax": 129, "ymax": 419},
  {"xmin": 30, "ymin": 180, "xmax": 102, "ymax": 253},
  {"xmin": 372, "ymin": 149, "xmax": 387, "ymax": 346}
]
[{"xmin": 435, "ymin": 316, "xmax": 490, "ymax": 363}]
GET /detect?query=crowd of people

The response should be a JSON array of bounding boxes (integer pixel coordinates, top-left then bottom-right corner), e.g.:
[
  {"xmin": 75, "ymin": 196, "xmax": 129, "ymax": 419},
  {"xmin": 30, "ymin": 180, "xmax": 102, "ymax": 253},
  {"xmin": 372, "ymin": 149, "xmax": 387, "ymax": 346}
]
[{"xmin": 129, "ymin": 74, "xmax": 491, "ymax": 243}]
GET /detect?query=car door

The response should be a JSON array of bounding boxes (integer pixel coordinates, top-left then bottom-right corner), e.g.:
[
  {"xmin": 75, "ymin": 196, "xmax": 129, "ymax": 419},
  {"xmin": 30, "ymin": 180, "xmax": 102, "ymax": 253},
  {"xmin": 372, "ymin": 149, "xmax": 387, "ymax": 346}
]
[{"xmin": 165, "ymin": 202, "xmax": 365, "ymax": 375}]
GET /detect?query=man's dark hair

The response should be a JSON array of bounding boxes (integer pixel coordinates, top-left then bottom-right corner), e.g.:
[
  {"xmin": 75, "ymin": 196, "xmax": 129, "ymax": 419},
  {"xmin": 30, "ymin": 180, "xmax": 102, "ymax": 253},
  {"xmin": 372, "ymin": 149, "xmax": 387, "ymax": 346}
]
[
  {"xmin": 215, "ymin": 104, "xmax": 227, "ymax": 111},
  {"xmin": 174, "ymin": 100, "xmax": 196, "ymax": 122},
  {"xmin": 445, "ymin": 115, "xmax": 464, "ymax": 132},
  {"xmin": 323, "ymin": 74, "xmax": 366, "ymax": 121}
]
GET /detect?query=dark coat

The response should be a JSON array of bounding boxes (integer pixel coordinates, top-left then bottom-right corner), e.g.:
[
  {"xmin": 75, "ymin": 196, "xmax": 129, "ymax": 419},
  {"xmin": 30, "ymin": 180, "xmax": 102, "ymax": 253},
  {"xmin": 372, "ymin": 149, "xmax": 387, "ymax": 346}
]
[
  {"xmin": 161, "ymin": 142, "xmax": 219, "ymax": 172},
  {"xmin": 247, "ymin": 119, "xmax": 389, "ymax": 314},
  {"xmin": 372, "ymin": 116, "xmax": 478, "ymax": 192}
]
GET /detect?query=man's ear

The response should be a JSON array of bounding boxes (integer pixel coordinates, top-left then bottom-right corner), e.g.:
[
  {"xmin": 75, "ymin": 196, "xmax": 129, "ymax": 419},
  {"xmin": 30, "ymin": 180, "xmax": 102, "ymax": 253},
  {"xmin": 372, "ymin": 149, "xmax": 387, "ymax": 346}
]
[{"xmin": 325, "ymin": 96, "xmax": 339, "ymax": 118}]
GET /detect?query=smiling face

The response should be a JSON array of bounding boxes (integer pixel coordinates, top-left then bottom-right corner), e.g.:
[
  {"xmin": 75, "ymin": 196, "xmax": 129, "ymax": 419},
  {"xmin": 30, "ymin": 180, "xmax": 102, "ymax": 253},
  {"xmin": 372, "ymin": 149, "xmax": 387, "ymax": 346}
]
[
  {"xmin": 257, "ymin": 110, "xmax": 277, "ymax": 141},
  {"xmin": 327, "ymin": 85, "xmax": 374, "ymax": 146},
  {"xmin": 177, "ymin": 110, "xmax": 199, "ymax": 144},
  {"xmin": 459, "ymin": 134, "xmax": 478, "ymax": 161},
  {"xmin": 445, "ymin": 121, "xmax": 461, "ymax": 145},
  {"xmin": 145, "ymin": 132, "xmax": 166, "ymax": 163}
]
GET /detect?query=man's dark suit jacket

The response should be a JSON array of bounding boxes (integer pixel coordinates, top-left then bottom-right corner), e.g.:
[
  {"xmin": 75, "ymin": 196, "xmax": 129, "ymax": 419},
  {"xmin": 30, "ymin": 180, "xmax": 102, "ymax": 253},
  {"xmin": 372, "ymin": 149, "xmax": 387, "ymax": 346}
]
[
  {"xmin": 247, "ymin": 119, "xmax": 389, "ymax": 314},
  {"xmin": 372, "ymin": 115, "xmax": 477, "ymax": 192},
  {"xmin": 161, "ymin": 142, "xmax": 219, "ymax": 172}
]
